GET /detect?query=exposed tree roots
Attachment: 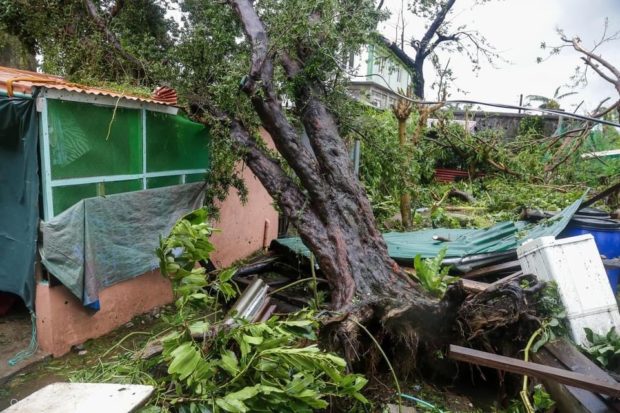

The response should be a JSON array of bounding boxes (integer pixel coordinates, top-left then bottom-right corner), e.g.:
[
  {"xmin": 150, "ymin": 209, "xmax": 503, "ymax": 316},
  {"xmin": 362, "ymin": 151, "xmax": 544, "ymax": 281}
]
[{"xmin": 322, "ymin": 274, "xmax": 545, "ymax": 382}]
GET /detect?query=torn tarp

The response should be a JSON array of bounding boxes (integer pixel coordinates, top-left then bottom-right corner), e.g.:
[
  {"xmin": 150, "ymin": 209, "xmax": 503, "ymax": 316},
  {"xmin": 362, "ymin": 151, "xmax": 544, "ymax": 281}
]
[
  {"xmin": 273, "ymin": 196, "xmax": 584, "ymax": 270},
  {"xmin": 40, "ymin": 183, "xmax": 205, "ymax": 307}
]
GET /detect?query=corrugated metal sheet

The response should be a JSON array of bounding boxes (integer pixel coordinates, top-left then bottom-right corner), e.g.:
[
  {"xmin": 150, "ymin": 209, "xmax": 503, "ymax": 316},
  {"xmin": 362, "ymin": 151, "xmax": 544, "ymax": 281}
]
[
  {"xmin": 0, "ymin": 66, "xmax": 174, "ymax": 106},
  {"xmin": 273, "ymin": 196, "xmax": 584, "ymax": 264}
]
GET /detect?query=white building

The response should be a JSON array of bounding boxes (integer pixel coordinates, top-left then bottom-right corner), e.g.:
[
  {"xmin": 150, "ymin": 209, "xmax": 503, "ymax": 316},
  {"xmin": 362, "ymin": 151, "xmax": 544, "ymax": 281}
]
[{"xmin": 346, "ymin": 39, "xmax": 414, "ymax": 110}]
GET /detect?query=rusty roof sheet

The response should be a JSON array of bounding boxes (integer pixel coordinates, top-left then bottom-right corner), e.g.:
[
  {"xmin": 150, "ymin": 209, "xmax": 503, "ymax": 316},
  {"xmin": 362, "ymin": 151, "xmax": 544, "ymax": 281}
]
[{"xmin": 0, "ymin": 66, "xmax": 174, "ymax": 106}]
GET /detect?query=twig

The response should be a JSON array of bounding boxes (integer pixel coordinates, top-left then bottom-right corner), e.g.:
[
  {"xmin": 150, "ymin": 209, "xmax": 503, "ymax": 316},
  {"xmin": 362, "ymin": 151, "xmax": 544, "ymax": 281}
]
[{"xmin": 268, "ymin": 277, "xmax": 316, "ymax": 296}]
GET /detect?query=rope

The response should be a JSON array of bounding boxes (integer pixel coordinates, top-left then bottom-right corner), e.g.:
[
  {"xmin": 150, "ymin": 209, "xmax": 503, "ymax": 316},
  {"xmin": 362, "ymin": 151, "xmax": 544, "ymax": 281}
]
[
  {"xmin": 400, "ymin": 393, "xmax": 445, "ymax": 412},
  {"xmin": 8, "ymin": 311, "xmax": 38, "ymax": 366}
]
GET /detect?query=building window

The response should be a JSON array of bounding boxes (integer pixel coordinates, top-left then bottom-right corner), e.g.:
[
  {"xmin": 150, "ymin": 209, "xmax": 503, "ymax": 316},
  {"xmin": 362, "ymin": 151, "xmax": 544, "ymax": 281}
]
[
  {"xmin": 348, "ymin": 52, "xmax": 355, "ymax": 69},
  {"xmin": 376, "ymin": 57, "xmax": 385, "ymax": 73}
]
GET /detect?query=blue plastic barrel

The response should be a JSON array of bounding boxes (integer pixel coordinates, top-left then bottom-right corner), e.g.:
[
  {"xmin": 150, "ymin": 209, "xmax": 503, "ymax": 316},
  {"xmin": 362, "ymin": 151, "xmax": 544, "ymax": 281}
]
[{"xmin": 560, "ymin": 216, "xmax": 620, "ymax": 293}]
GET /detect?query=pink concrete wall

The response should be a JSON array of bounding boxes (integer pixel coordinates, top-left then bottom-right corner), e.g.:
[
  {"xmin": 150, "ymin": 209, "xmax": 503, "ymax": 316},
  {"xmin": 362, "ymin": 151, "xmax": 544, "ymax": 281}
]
[
  {"xmin": 209, "ymin": 165, "xmax": 278, "ymax": 267},
  {"xmin": 36, "ymin": 129, "xmax": 279, "ymax": 356},
  {"xmin": 36, "ymin": 271, "xmax": 173, "ymax": 357},
  {"xmin": 210, "ymin": 128, "xmax": 279, "ymax": 267}
]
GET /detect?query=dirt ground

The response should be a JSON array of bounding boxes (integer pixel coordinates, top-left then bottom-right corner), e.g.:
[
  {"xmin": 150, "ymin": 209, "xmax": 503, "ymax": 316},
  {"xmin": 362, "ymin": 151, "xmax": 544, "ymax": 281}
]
[
  {"xmin": 0, "ymin": 307, "xmax": 168, "ymax": 410},
  {"xmin": 0, "ymin": 300, "xmax": 50, "ymax": 393}
]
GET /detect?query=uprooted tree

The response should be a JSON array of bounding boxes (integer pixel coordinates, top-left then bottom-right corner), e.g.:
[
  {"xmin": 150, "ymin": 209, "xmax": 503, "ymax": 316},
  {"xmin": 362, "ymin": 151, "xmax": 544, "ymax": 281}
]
[{"xmin": 4, "ymin": 0, "xmax": 542, "ymax": 371}]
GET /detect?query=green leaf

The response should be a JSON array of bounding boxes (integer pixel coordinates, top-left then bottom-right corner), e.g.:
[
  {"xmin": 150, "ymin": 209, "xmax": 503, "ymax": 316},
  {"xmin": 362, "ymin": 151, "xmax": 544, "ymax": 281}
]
[
  {"xmin": 168, "ymin": 342, "xmax": 201, "ymax": 380},
  {"xmin": 243, "ymin": 334, "xmax": 264, "ymax": 346},
  {"xmin": 189, "ymin": 321, "xmax": 210, "ymax": 335},
  {"xmin": 220, "ymin": 349, "xmax": 240, "ymax": 376},
  {"xmin": 215, "ymin": 398, "xmax": 248, "ymax": 413},
  {"xmin": 215, "ymin": 385, "xmax": 261, "ymax": 413},
  {"xmin": 224, "ymin": 385, "xmax": 260, "ymax": 401},
  {"xmin": 219, "ymin": 268, "xmax": 237, "ymax": 282}
]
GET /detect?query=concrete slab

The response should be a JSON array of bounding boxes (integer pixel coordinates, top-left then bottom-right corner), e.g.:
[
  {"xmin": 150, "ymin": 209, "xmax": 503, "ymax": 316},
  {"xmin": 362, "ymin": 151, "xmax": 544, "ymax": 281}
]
[{"xmin": 3, "ymin": 382, "xmax": 154, "ymax": 413}]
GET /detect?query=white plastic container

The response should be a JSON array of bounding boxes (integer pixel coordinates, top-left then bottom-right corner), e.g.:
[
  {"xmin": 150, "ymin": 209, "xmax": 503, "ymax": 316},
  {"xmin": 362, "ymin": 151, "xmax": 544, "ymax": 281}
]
[{"xmin": 517, "ymin": 234, "xmax": 620, "ymax": 346}]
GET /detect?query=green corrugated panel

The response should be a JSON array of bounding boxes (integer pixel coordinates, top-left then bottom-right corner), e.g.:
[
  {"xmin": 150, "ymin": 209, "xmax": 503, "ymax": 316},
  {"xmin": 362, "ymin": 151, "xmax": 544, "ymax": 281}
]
[
  {"xmin": 146, "ymin": 111, "xmax": 210, "ymax": 172},
  {"xmin": 274, "ymin": 197, "xmax": 584, "ymax": 261},
  {"xmin": 47, "ymin": 99, "xmax": 142, "ymax": 179}
]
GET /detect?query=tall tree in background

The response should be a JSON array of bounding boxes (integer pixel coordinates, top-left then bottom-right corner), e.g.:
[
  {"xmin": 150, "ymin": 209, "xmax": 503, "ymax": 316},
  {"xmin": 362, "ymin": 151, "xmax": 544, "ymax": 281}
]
[
  {"xmin": 0, "ymin": 32, "xmax": 36, "ymax": 70},
  {"xmin": 404, "ymin": 0, "xmax": 500, "ymax": 99},
  {"xmin": 0, "ymin": 0, "xmax": 174, "ymax": 83}
]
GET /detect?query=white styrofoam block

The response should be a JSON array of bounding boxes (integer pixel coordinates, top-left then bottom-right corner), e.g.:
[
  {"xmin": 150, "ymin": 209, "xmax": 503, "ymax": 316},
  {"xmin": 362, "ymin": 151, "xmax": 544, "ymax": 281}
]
[{"xmin": 517, "ymin": 234, "xmax": 620, "ymax": 346}]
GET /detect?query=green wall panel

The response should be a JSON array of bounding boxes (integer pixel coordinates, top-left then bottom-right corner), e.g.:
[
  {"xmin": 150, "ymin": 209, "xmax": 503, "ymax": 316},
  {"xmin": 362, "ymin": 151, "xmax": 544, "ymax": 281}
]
[
  {"xmin": 185, "ymin": 173, "xmax": 206, "ymax": 183},
  {"xmin": 52, "ymin": 180, "xmax": 143, "ymax": 215},
  {"xmin": 53, "ymin": 184, "xmax": 97, "ymax": 215},
  {"xmin": 146, "ymin": 112, "xmax": 210, "ymax": 172},
  {"xmin": 147, "ymin": 175, "xmax": 182, "ymax": 189},
  {"xmin": 48, "ymin": 100, "xmax": 142, "ymax": 179}
]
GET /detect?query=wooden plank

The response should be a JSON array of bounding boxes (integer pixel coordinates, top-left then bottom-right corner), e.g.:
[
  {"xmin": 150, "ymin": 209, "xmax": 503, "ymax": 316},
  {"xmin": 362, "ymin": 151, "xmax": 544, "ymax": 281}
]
[
  {"xmin": 459, "ymin": 279, "xmax": 490, "ymax": 293},
  {"xmin": 489, "ymin": 271, "xmax": 523, "ymax": 288},
  {"xmin": 460, "ymin": 272, "xmax": 524, "ymax": 294},
  {"xmin": 448, "ymin": 345, "xmax": 620, "ymax": 397},
  {"xmin": 462, "ymin": 260, "xmax": 521, "ymax": 279},
  {"xmin": 581, "ymin": 181, "xmax": 620, "ymax": 209},
  {"xmin": 546, "ymin": 339, "xmax": 618, "ymax": 383},
  {"xmin": 542, "ymin": 339, "xmax": 620, "ymax": 411},
  {"xmin": 533, "ymin": 348, "xmax": 615, "ymax": 413},
  {"xmin": 4, "ymin": 382, "xmax": 154, "ymax": 413}
]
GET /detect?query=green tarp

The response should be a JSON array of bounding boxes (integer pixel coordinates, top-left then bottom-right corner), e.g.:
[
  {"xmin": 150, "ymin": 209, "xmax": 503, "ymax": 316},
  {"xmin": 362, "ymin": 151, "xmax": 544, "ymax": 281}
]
[
  {"xmin": 0, "ymin": 95, "xmax": 39, "ymax": 309},
  {"xmin": 274, "ymin": 197, "xmax": 584, "ymax": 266},
  {"xmin": 40, "ymin": 183, "xmax": 205, "ymax": 307}
]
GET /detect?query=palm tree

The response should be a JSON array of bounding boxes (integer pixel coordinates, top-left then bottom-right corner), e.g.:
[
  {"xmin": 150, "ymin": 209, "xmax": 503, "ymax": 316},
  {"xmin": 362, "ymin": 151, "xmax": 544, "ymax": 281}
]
[{"xmin": 527, "ymin": 86, "xmax": 577, "ymax": 110}]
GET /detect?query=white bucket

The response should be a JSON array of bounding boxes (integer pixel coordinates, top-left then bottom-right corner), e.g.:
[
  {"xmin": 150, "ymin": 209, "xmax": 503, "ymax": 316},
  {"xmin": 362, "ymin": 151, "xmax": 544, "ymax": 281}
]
[{"xmin": 517, "ymin": 234, "xmax": 620, "ymax": 346}]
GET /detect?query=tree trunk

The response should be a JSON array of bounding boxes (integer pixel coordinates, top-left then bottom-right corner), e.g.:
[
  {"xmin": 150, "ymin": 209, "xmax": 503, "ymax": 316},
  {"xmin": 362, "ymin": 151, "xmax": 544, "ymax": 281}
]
[
  {"xmin": 397, "ymin": 113, "xmax": 412, "ymax": 228},
  {"xmin": 413, "ymin": 59, "xmax": 425, "ymax": 99},
  {"xmin": 226, "ymin": 0, "xmax": 417, "ymax": 311},
  {"xmin": 225, "ymin": 1, "xmax": 538, "ymax": 376}
]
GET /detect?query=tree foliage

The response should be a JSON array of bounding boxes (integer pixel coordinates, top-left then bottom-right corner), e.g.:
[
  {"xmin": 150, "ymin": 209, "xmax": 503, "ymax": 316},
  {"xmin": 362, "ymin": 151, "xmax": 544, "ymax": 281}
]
[{"xmin": 0, "ymin": 0, "xmax": 175, "ymax": 82}]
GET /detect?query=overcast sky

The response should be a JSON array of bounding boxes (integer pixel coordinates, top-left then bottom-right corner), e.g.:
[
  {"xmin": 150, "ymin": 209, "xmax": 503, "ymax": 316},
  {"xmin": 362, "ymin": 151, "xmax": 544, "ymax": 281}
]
[{"xmin": 378, "ymin": 0, "xmax": 620, "ymax": 113}]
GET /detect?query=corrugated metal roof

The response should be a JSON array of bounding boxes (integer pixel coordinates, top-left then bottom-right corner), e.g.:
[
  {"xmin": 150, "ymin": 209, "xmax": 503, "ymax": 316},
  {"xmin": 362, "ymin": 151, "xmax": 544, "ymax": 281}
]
[
  {"xmin": 0, "ymin": 66, "xmax": 174, "ymax": 106},
  {"xmin": 273, "ymin": 196, "xmax": 584, "ymax": 264}
]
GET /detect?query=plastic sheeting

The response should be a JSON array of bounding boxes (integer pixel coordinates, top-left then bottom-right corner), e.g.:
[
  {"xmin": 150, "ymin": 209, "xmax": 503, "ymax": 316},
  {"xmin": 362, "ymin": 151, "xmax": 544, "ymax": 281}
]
[
  {"xmin": 273, "ymin": 196, "xmax": 584, "ymax": 266},
  {"xmin": 40, "ymin": 183, "xmax": 205, "ymax": 307},
  {"xmin": 0, "ymin": 95, "xmax": 39, "ymax": 310}
]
